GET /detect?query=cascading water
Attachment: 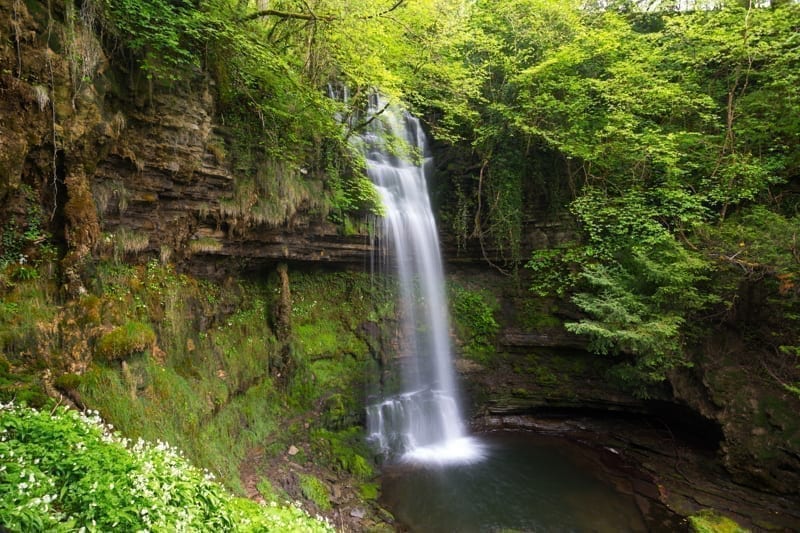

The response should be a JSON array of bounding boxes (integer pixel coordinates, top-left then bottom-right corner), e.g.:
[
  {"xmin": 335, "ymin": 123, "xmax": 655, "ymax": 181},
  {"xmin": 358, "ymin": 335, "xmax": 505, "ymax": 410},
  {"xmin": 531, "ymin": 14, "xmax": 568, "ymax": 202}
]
[{"xmin": 358, "ymin": 97, "xmax": 484, "ymax": 465}]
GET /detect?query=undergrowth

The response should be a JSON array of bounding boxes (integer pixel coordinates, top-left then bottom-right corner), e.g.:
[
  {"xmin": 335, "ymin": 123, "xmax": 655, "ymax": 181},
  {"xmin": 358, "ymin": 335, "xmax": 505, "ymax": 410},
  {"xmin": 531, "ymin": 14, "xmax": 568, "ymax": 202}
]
[
  {"xmin": 0, "ymin": 402, "xmax": 332, "ymax": 532},
  {"xmin": 2, "ymin": 258, "xmax": 390, "ymax": 511}
]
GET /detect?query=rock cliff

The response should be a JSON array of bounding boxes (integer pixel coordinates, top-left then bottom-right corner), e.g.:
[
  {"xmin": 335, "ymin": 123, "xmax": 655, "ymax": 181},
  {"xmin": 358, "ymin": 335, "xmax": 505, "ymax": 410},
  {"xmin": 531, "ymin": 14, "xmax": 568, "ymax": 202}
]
[{"xmin": 0, "ymin": 0, "xmax": 372, "ymax": 292}]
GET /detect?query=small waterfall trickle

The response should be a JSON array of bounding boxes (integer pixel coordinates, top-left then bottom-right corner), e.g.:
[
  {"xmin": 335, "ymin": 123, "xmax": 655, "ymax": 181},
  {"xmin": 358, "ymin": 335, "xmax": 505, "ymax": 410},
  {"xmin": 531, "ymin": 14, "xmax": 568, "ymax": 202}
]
[{"xmin": 357, "ymin": 96, "xmax": 484, "ymax": 465}]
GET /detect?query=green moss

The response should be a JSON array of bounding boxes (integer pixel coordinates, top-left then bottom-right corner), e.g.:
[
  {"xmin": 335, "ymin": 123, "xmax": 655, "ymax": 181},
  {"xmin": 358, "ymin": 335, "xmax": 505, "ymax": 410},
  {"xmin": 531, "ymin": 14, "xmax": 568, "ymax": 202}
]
[
  {"xmin": 517, "ymin": 299, "xmax": 562, "ymax": 329},
  {"xmin": 512, "ymin": 387, "xmax": 531, "ymax": 398},
  {"xmin": 359, "ymin": 482, "xmax": 380, "ymax": 500},
  {"xmin": 448, "ymin": 282, "xmax": 500, "ymax": 363},
  {"xmin": 310, "ymin": 357, "xmax": 360, "ymax": 390},
  {"xmin": 298, "ymin": 473, "xmax": 331, "ymax": 511},
  {"xmin": 6, "ymin": 262, "xmax": 389, "ymax": 504},
  {"xmin": 95, "ymin": 321, "xmax": 156, "ymax": 361},
  {"xmin": 528, "ymin": 360, "xmax": 559, "ymax": 387},
  {"xmin": 77, "ymin": 294, "xmax": 102, "ymax": 326},
  {"xmin": 689, "ymin": 509, "xmax": 749, "ymax": 533},
  {"xmin": 312, "ymin": 427, "xmax": 375, "ymax": 480}
]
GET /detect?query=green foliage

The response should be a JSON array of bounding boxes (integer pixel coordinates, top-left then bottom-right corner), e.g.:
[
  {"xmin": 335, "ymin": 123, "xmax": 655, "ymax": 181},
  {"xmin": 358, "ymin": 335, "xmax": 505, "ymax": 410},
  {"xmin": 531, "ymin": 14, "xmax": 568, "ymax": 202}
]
[
  {"xmin": 564, "ymin": 234, "xmax": 715, "ymax": 396},
  {"xmin": 95, "ymin": 321, "xmax": 156, "ymax": 361},
  {"xmin": 688, "ymin": 509, "xmax": 749, "ymax": 533},
  {"xmin": 0, "ymin": 276, "xmax": 58, "ymax": 363},
  {"xmin": 0, "ymin": 403, "xmax": 332, "ymax": 532},
  {"xmin": 439, "ymin": 2, "xmax": 798, "ymax": 390},
  {"xmin": 328, "ymin": 171, "xmax": 385, "ymax": 222},
  {"xmin": 97, "ymin": 0, "xmax": 202, "ymax": 81},
  {"xmin": 1, "ymin": 185, "xmax": 55, "ymax": 271},
  {"xmin": 448, "ymin": 282, "xmax": 500, "ymax": 362},
  {"xmin": 527, "ymin": 246, "xmax": 581, "ymax": 297}
]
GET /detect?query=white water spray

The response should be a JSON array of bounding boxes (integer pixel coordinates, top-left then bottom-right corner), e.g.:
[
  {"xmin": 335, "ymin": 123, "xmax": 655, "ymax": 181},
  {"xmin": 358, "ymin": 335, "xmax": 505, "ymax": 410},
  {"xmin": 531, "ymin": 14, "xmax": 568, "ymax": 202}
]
[{"xmin": 359, "ymin": 97, "xmax": 484, "ymax": 465}]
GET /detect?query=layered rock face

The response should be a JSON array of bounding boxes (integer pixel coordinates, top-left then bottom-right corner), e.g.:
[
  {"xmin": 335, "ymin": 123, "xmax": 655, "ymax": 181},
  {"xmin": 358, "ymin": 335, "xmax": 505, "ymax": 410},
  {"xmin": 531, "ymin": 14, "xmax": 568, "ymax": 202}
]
[
  {"xmin": 89, "ymin": 86, "xmax": 374, "ymax": 278},
  {"xmin": 0, "ymin": 0, "xmax": 372, "ymax": 288}
]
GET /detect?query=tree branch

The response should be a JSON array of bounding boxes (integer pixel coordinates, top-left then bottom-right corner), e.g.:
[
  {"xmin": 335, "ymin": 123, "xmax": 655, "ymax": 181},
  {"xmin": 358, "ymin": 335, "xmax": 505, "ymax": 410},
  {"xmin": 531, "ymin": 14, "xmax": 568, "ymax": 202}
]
[
  {"xmin": 241, "ymin": 1, "xmax": 405, "ymax": 23},
  {"xmin": 345, "ymin": 100, "xmax": 391, "ymax": 138},
  {"xmin": 240, "ymin": 9, "xmax": 334, "ymax": 22},
  {"xmin": 362, "ymin": 0, "xmax": 406, "ymax": 20}
]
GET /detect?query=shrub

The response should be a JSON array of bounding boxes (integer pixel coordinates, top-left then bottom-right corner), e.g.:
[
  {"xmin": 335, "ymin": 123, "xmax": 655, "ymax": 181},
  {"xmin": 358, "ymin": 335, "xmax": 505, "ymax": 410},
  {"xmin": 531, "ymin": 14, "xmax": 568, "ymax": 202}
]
[{"xmin": 95, "ymin": 321, "xmax": 156, "ymax": 361}]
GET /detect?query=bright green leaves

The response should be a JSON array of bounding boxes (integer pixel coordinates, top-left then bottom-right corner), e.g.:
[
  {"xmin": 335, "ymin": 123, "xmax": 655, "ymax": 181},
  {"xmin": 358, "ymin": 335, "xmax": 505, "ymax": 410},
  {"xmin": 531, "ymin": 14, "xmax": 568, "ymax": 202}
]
[
  {"xmin": 514, "ymin": 11, "xmax": 718, "ymax": 186},
  {"xmin": 474, "ymin": 2, "xmax": 800, "ymax": 393},
  {"xmin": 98, "ymin": 0, "xmax": 203, "ymax": 80},
  {"xmin": 0, "ymin": 404, "xmax": 333, "ymax": 531}
]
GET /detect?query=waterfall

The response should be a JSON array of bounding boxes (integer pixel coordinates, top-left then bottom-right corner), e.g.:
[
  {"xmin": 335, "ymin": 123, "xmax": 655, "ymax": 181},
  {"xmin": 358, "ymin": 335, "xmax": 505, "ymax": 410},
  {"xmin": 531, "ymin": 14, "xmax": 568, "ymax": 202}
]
[{"xmin": 358, "ymin": 97, "xmax": 484, "ymax": 465}]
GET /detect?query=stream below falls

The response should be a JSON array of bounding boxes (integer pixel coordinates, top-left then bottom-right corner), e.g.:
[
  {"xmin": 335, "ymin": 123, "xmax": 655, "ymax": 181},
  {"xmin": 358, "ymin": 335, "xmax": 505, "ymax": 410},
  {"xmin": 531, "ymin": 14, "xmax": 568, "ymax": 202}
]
[{"xmin": 380, "ymin": 431, "xmax": 675, "ymax": 533}]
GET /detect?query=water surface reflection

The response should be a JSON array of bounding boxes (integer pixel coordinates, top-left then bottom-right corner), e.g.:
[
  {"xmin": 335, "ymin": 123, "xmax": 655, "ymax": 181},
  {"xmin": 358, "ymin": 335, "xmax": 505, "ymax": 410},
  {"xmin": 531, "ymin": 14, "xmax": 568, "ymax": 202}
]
[{"xmin": 381, "ymin": 431, "xmax": 647, "ymax": 532}]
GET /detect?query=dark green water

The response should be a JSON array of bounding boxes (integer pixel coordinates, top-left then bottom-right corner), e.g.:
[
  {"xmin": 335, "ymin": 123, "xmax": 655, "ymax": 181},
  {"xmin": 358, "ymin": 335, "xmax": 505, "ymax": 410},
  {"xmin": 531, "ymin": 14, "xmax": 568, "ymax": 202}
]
[{"xmin": 381, "ymin": 431, "xmax": 647, "ymax": 533}]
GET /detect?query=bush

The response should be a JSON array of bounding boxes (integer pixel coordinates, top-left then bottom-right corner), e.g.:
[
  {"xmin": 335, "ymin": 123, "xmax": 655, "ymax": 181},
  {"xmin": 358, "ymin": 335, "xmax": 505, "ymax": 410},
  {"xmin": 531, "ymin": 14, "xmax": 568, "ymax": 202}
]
[{"xmin": 95, "ymin": 321, "xmax": 156, "ymax": 361}]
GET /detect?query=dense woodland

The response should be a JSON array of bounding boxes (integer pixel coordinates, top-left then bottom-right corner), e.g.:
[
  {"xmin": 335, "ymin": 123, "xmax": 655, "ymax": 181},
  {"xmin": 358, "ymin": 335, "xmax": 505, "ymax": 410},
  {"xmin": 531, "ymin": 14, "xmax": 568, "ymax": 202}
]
[
  {"xmin": 1, "ymin": 0, "xmax": 799, "ymax": 530},
  {"xmin": 65, "ymin": 0, "xmax": 800, "ymax": 395}
]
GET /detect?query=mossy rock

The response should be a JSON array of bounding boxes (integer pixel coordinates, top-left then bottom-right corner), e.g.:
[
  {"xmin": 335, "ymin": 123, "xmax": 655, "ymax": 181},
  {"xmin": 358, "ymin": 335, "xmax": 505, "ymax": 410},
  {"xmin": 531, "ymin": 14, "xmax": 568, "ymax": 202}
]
[
  {"xmin": 359, "ymin": 482, "xmax": 380, "ymax": 500},
  {"xmin": 298, "ymin": 473, "xmax": 331, "ymax": 511},
  {"xmin": 688, "ymin": 509, "xmax": 749, "ymax": 533},
  {"xmin": 95, "ymin": 321, "xmax": 156, "ymax": 361}
]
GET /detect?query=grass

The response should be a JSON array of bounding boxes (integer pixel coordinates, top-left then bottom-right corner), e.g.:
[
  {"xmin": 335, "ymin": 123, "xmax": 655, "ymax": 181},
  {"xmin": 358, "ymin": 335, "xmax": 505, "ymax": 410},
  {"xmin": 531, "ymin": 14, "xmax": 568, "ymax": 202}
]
[
  {"xmin": 189, "ymin": 237, "xmax": 223, "ymax": 253},
  {"xmin": 95, "ymin": 321, "xmax": 156, "ymax": 361},
  {"xmin": 219, "ymin": 159, "xmax": 329, "ymax": 228},
  {"xmin": 115, "ymin": 228, "xmax": 150, "ymax": 256}
]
